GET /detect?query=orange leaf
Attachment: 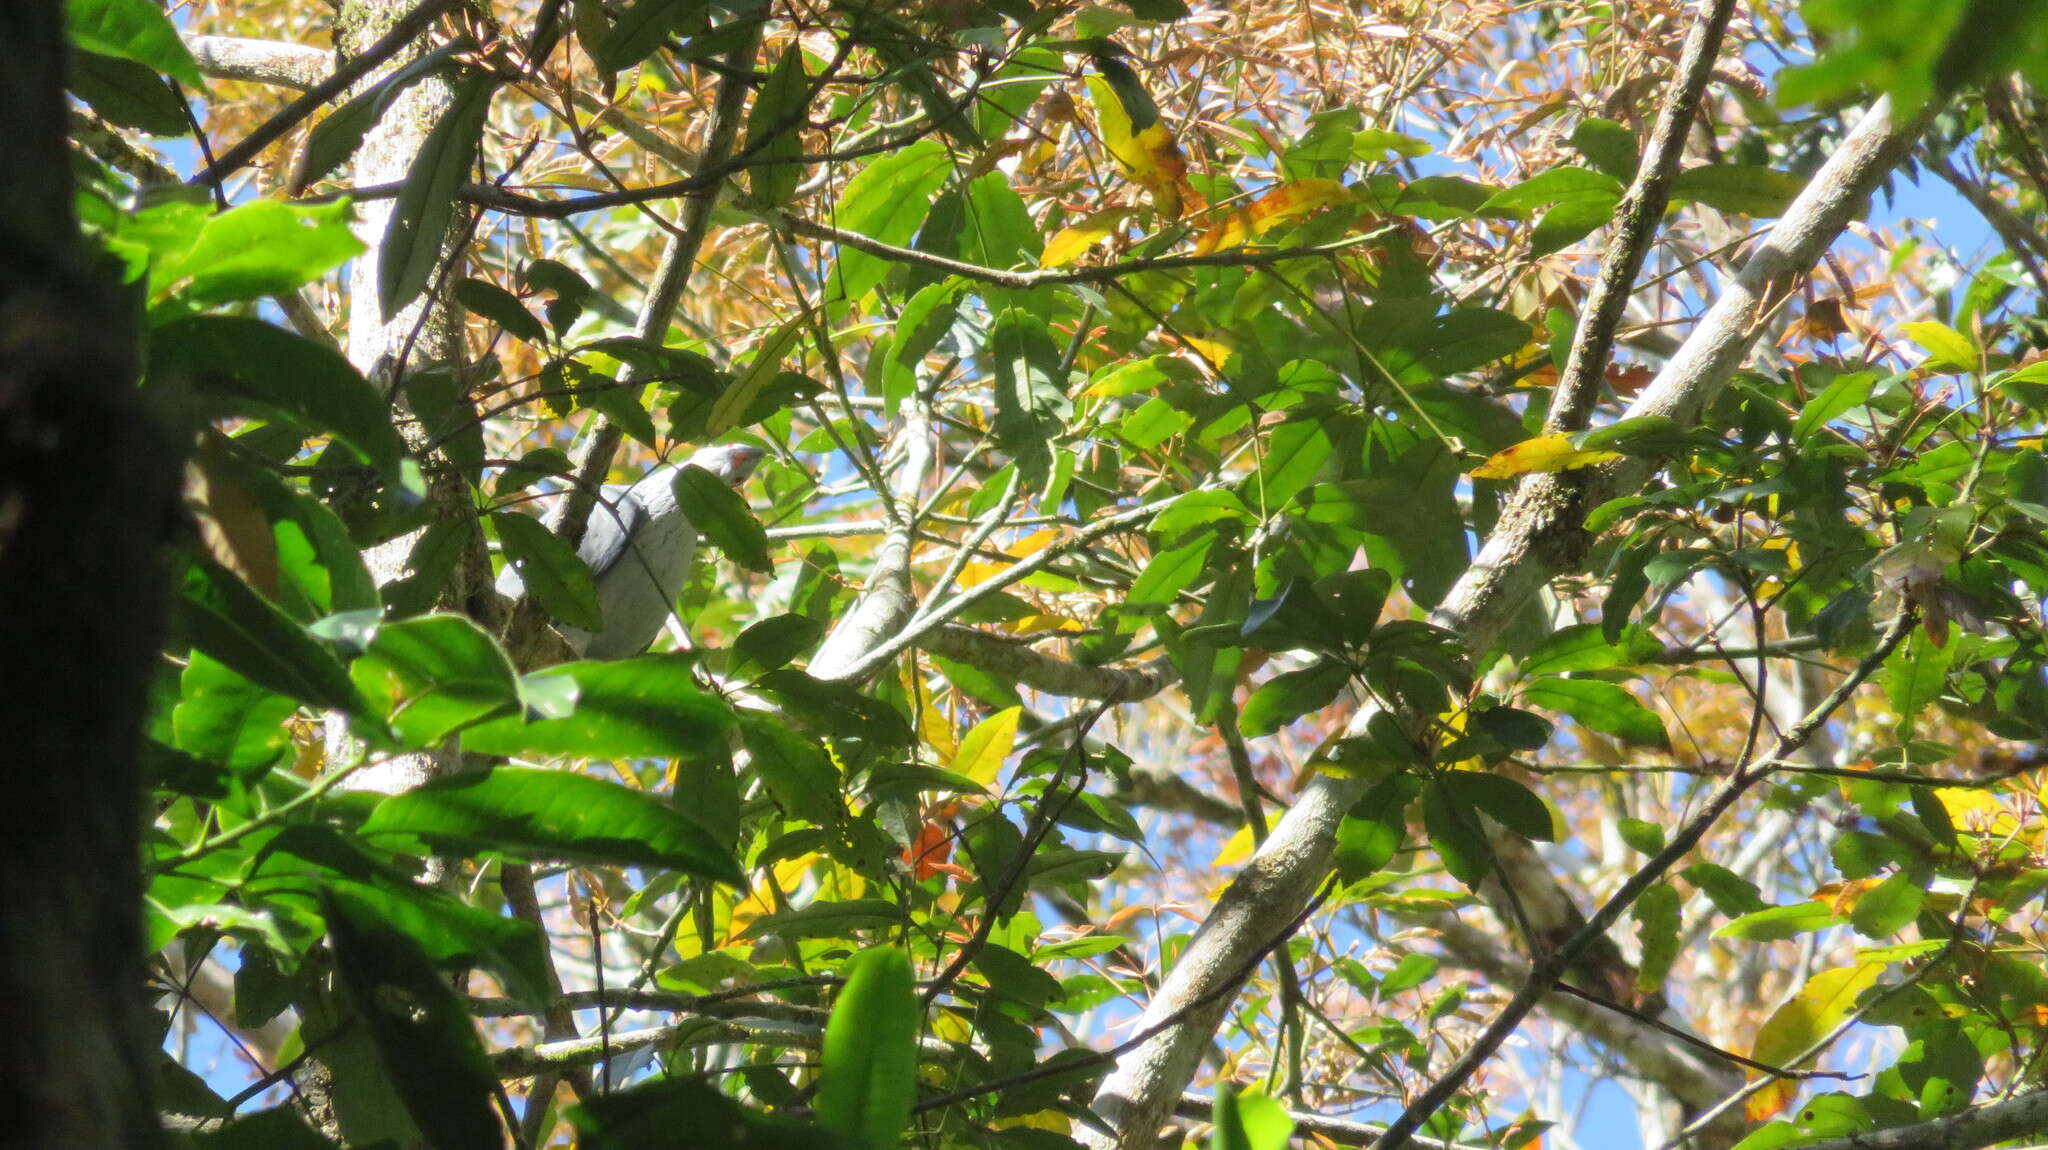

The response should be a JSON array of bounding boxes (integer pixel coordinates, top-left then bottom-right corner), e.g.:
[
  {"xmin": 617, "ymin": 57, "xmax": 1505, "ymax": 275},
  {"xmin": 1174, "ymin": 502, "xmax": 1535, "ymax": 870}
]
[
  {"xmin": 1193, "ymin": 179, "xmax": 1348, "ymax": 255},
  {"xmin": 1468, "ymin": 433, "xmax": 1623, "ymax": 479}
]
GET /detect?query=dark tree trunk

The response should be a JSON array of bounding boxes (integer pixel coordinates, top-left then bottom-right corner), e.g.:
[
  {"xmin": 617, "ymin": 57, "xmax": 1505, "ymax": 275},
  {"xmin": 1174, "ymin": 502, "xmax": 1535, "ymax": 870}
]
[{"xmin": 0, "ymin": 1, "xmax": 180, "ymax": 1144}]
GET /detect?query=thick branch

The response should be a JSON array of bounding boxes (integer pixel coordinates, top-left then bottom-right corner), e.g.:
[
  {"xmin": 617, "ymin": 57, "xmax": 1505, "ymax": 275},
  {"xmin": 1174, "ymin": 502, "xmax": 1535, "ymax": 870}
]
[
  {"xmin": 189, "ymin": 0, "xmax": 461, "ymax": 186},
  {"xmin": 809, "ymin": 394, "xmax": 933, "ymax": 681},
  {"xmin": 1545, "ymin": 0, "xmax": 1738, "ymax": 433},
  {"xmin": 1080, "ymin": 95, "xmax": 1926, "ymax": 1150},
  {"xmin": 183, "ymin": 35, "xmax": 330, "ymax": 91}
]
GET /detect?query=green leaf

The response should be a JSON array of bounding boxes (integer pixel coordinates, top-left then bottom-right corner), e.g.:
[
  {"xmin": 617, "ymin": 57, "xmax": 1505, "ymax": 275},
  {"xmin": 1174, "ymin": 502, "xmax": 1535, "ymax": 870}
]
[
  {"xmin": 1422, "ymin": 778, "xmax": 1492, "ymax": 887},
  {"xmin": 177, "ymin": 554, "xmax": 370, "ymax": 717},
  {"xmin": 456, "ymin": 277, "xmax": 547, "ymax": 344},
  {"xmin": 1670, "ymin": 164, "xmax": 1803, "ymax": 217},
  {"xmin": 1128, "ymin": 528, "xmax": 1217, "ymax": 608},
  {"xmin": 817, "ymin": 946, "xmax": 918, "ymax": 1148},
  {"xmin": 706, "ymin": 314, "xmax": 801, "ymax": 436},
  {"xmin": 1792, "ymin": 370, "xmax": 1879, "ymax": 443},
  {"xmin": 595, "ymin": 0, "xmax": 706, "ymax": 71},
  {"xmin": 1522, "ymin": 676, "xmax": 1669, "ymax": 749},
  {"xmin": 1379, "ymin": 952, "xmax": 1439, "ymax": 994},
  {"xmin": 172, "ymin": 652, "xmax": 295, "ymax": 778},
  {"xmin": 739, "ymin": 713, "xmax": 842, "ymax": 827},
  {"xmin": 212, "ymin": 448, "xmax": 377, "ymax": 619},
  {"xmin": 1530, "ymin": 199, "xmax": 1617, "ymax": 257},
  {"xmin": 568, "ymin": 1078, "xmax": 843, "ymax": 1148},
  {"xmin": 293, "ymin": 42, "xmax": 469, "ymax": 190},
  {"xmin": 1413, "ymin": 308, "xmax": 1535, "ymax": 378},
  {"xmin": 461, "ymin": 655, "xmax": 732, "ymax": 759},
  {"xmin": 1240, "ymin": 659, "xmax": 1350, "ymax": 736},
  {"xmin": 69, "ymin": 50, "xmax": 187, "ymax": 135},
  {"xmin": 1207, "ymin": 1082, "xmax": 1251, "ymax": 1150},
  {"xmin": 1885, "ymin": 628, "xmax": 1958, "ymax": 729},
  {"xmin": 727, "ymin": 613, "xmax": 824, "ymax": 681},
  {"xmin": 1523, "ymin": 623, "xmax": 1661, "ymax": 675},
  {"xmin": 1479, "ymin": 166, "xmax": 1623, "ymax": 212},
  {"xmin": 1617, "ymin": 817, "xmax": 1666, "ymax": 855},
  {"xmin": 66, "ymin": 0, "xmax": 202, "ymax": 87},
  {"xmin": 1471, "ymin": 705, "xmax": 1551, "ymax": 752},
  {"xmin": 350, "ymin": 614, "xmax": 523, "ymax": 748},
  {"xmin": 1570, "ymin": 117, "xmax": 1639, "ymax": 183},
  {"xmin": 1245, "ymin": 420, "xmax": 1332, "ymax": 509},
  {"xmin": 1682, "ymin": 862, "xmax": 1770, "ymax": 916},
  {"xmin": 1120, "ymin": 396, "xmax": 1195, "ymax": 450},
  {"xmin": 990, "ymin": 307, "xmax": 1072, "ymax": 483},
  {"xmin": 1335, "ymin": 769, "xmax": 1417, "ymax": 875},
  {"xmin": 673, "ymin": 463, "xmax": 772, "ymax": 572},
  {"xmin": 1851, "ymin": 870, "xmax": 1927, "ymax": 938},
  {"xmin": 361, "ymin": 766, "xmax": 742, "ymax": 884},
  {"xmin": 296, "ymin": 871, "xmax": 552, "ymax": 1012},
  {"xmin": 320, "ymin": 886, "xmax": 501, "ymax": 1150},
  {"xmin": 1633, "ymin": 880, "xmax": 1681, "ymax": 995},
  {"xmin": 744, "ymin": 46, "xmax": 810, "ymax": 209},
  {"xmin": 1714, "ymin": 901, "xmax": 1840, "ymax": 941},
  {"xmin": 151, "ymin": 198, "xmax": 365, "ymax": 308},
  {"xmin": 492, "ymin": 509, "xmax": 603, "ymax": 632},
  {"xmin": 1901, "ymin": 320, "xmax": 1979, "ymax": 372},
  {"xmin": 828, "ymin": 140, "xmax": 955, "ymax": 305},
  {"xmin": 1438, "ymin": 770, "xmax": 1554, "ymax": 841},
  {"xmin": 151, "ymin": 316, "xmax": 407, "ymax": 477},
  {"xmin": 495, "ymin": 447, "xmax": 573, "ymax": 496},
  {"xmin": 380, "ymin": 74, "xmax": 495, "ymax": 313},
  {"xmin": 741, "ymin": 899, "xmax": 903, "ymax": 941}
]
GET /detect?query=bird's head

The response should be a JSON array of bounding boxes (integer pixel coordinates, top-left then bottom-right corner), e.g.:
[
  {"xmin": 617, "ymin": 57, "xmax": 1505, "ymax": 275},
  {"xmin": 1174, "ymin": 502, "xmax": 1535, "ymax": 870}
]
[{"xmin": 684, "ymin": 443, "xmax": 768, "ymax": 487}]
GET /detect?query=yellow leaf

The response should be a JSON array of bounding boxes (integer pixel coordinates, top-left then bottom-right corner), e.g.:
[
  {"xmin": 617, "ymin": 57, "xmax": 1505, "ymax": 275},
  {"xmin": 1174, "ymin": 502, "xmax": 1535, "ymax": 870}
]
[
  {"xmin": 1901, "ymin": 320, "xmax": 1978, "ymax": 372},
  {"xmin": 1212, "ymin": 823, "xmax": 1256, "ymax": 868},
  {"xmin": 931, "ymin": 1010, "xmax": 973, "ymax": 1044},
  {"xmin": 1042, "ymin": 207, "xmax": 1136, "ymax": 268},
  {"xmin": 956, "ymin": 706, "xmax": 1021, "ymax": 787},
  {"xmin": 991, "ymin": 1110, "xmax": 1072, "ymax": 1133},
  {"xmin": 1192, "ymin": 179, "xmax": 1349, "ymax": 255},
  {"xmin": 1084, "ymin": 74, "xmax": 1199, "ymax": 219},
  {"xmin": 917, "ymin": 697, "xmax": 958, "ymax": 765},
  {"xmin": 1004, "ymin": 613, "xmax": 1085, "ymax": 636},
  {"xmin": 1468, "ymin": 433, "xmax": 1624, "ymax": 479},
  {"xmin": 960, "ymin": 529, "xmax": 1059, "ymax": 588},
  {"xmin": 1744, "ymin": 962, "xmax": 1884, "ymax": 1120},
  {"xmin": 725, "ymin": 853, "xmax": 821, "ymax": 942},
  {"xmin": 1179, "ymin": 335, "xmax": 1235, "ymax": 368}
]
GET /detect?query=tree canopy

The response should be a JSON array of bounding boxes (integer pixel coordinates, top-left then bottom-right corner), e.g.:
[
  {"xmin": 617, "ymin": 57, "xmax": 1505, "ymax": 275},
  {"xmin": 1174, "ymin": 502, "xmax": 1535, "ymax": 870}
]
[{"xmin": 37, "ymin": 0, "xmax": 2048, "ymax": 1146}]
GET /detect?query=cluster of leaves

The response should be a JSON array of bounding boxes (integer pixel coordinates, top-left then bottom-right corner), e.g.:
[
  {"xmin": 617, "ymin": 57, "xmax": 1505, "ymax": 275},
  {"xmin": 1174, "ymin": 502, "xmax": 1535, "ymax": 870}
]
[{"xmin": 68, "ymin": 0, "xmax": 2048, "ymax": 1144}]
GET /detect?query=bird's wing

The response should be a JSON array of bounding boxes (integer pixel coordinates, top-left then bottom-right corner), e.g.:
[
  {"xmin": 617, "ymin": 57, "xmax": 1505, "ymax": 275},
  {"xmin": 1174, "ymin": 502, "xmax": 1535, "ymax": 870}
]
[{"xmin": 579, "ymin": 486, "xmax": 648, "ymax": 581}]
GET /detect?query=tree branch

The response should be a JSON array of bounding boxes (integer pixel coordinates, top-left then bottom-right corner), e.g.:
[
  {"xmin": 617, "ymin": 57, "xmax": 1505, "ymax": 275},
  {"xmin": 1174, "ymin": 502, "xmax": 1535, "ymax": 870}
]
[
  {"xmin": 1544, "ymin": 0, "xmax": 1739, "ymax": 433},
  {"xmin": 1366, "ymin": 610, "xmax": 1914, "ymax": 1150},
  {"xmin": 189, "ymin": 0, "xmax": 462, "ymax": 186},
  {"xmin": 1080, "ymin": 95, "xmax": 1928, "ymax": 1150},
  {"xmin": 499, "ymin": 25, "xmax": 761, "ymax": 667},
  {"xmin": 183, "ymin": 35, "xmax": 331, "ymax": 91},
  {"xmin": 808, "ymin": 393, "xmax": 934, "ymax": 682},
  {"xmin": 921, "ymin": 625, "xmax": 1176, "ymax": 701}
]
